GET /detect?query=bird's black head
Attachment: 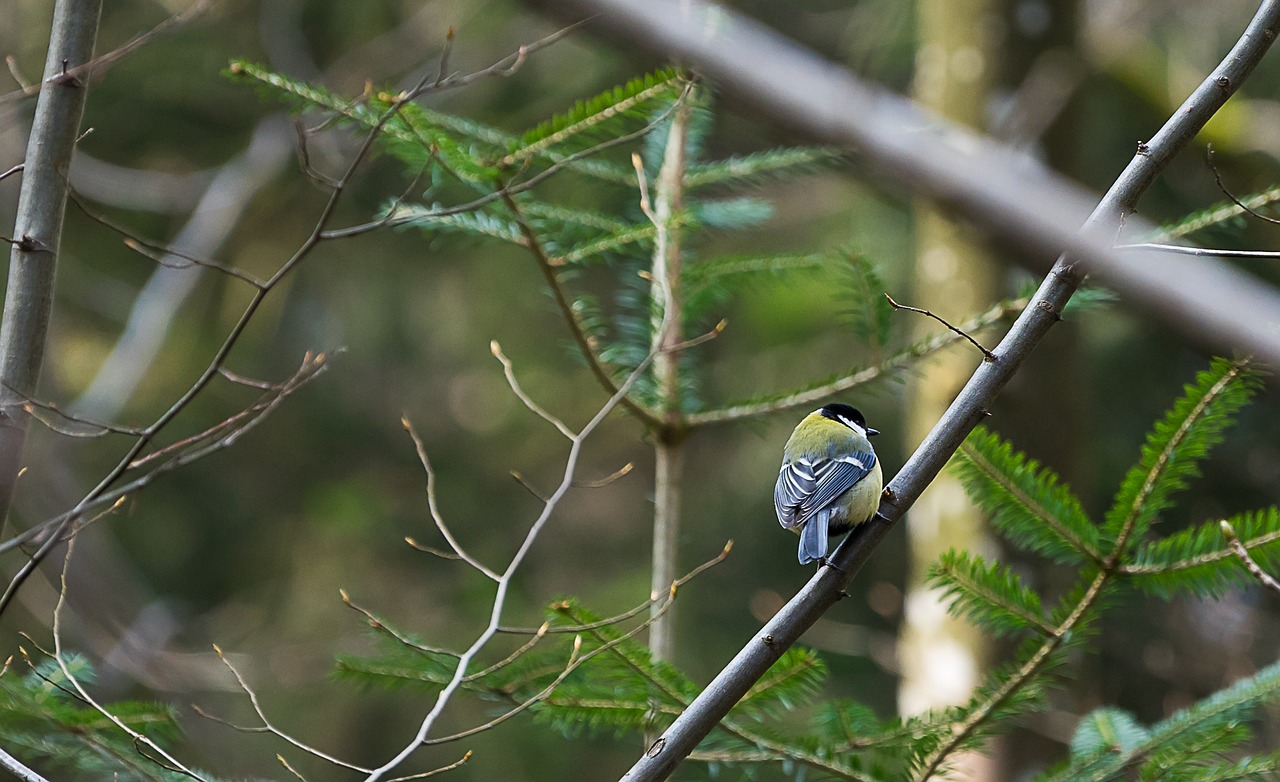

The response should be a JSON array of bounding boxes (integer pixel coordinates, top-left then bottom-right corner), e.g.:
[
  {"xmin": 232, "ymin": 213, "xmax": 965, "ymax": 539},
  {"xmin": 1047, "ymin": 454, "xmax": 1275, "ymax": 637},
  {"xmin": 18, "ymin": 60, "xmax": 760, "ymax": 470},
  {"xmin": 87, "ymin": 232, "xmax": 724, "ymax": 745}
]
[{"xmin": 820, "ymin": 403, "xmax": 879, "ymax": 436}]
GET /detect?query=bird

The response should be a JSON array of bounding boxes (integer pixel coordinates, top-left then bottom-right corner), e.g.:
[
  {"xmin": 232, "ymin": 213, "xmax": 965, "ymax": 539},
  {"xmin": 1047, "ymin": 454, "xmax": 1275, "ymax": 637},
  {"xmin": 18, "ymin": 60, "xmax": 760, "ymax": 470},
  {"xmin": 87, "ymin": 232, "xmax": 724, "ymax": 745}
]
[{"xmin": 774, "ymin": 403, "xmax": 883, "ymax": 565}]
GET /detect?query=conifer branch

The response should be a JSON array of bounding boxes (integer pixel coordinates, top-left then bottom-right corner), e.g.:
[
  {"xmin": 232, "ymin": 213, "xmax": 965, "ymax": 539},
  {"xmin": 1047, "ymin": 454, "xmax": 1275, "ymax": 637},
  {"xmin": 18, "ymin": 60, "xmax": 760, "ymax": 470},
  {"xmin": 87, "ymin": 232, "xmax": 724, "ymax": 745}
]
[
  {"xmin": 1119, "ymin": 527, "xmax": 1280, "ymax": 576},
  {"xmin": 1221, "ymin": 520, "xmax": 1280, "ymax": 596},
  {"xmin": 957, "ymin": 440, "xmax": 1103, "ymax": 564},
  {"xmin": 502, "ymin": 193, "xmax": 664, "ymax": 429},
  {"xmin": 1105, "ymin": 360, "xmax": 1246, "ymax": 565},
  {"xmin": 685, "ymin": 298, "xmax": 1021, "ymax": 427}
]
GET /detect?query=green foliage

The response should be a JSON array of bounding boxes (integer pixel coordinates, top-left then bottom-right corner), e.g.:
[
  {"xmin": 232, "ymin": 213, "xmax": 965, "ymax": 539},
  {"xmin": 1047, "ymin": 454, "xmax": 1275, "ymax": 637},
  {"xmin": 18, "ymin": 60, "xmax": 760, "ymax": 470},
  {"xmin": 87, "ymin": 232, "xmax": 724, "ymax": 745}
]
[
  {"xmin": 507, "ymin": 68, "xmax": 685, "ymax": 165},
  {"xmin": 841, "ymin": 250, "xmax": 895, "ymax": 348},
  {"xmin": 1040, "ymin": 658, "xmax": 1280, "ymax": 782},
  {"xmin": 1101, "ymin": 357, "xmax": 1260, "ymax": 553},
  {"xmin": 953, "ymin": 426, "xmax": 1099, "ymax": 563},
  {"xmin": 0, "ymin": 653, "xmax": 208, "ymax": 781},
  {"xmin": 684, "ymin": 147, "xmax": 845, "ymax": 189},
  {"xmin": 232, "ymin": 62, "xmax": 907, "ymax": 416},
  {"xmin": 1150, "ymin": 184, "xmax": 1280, "ymax": 241},
  {"xmin": 1126, "ymin": 509, "xmax": 1280, "ymax": 598},
  {"xmin": 928, "ymin": 550, "xmax": 1048, "ymax": 638},
  {"xmin": 930, "ymin": 359, "xmax": 1280, "ymax": 780}
]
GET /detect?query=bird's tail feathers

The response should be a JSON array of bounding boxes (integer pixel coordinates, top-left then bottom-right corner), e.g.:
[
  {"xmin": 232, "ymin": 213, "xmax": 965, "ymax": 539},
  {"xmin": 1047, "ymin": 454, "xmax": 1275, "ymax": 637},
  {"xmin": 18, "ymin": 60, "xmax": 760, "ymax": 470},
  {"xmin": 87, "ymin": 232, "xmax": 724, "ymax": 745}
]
[{"xmin": 798, "ymin": 509, "xmax": 830, "ymax": 564}]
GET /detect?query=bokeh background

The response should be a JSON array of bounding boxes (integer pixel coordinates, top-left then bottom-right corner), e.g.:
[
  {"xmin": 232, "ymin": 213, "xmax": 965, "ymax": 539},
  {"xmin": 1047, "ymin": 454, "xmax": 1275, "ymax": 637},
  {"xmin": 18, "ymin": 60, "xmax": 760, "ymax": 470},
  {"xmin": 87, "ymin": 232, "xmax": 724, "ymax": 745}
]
[{"xmin": 4, "ymin": 0, "xmax": 1280, "ymax": 779}]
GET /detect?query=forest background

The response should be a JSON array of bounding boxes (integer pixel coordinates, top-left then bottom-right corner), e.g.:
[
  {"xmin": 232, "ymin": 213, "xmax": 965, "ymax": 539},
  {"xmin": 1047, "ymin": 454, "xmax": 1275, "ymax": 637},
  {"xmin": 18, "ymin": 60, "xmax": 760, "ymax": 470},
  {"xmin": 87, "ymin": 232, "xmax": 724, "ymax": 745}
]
[{"xmin": 4, "ymin": 0, "xmax": 1280, "ymax": 780}]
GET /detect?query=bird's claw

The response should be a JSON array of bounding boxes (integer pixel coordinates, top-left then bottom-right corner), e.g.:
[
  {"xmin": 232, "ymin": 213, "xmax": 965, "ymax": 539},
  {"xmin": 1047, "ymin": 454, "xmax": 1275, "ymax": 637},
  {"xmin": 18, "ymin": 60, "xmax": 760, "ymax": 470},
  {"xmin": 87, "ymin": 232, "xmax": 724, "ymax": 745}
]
[{"xmin": 817, "ymin": 557, "xmax": 847, "ymax": 575}]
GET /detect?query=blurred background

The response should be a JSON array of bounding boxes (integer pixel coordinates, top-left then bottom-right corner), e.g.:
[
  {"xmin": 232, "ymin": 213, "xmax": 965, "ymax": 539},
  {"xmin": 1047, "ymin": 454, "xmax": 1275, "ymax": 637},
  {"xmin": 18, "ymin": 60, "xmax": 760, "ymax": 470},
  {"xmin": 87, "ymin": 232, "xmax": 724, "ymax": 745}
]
[{"xmin": 3, "ymin": 0, "xmax": 1280, "ymax": 779}]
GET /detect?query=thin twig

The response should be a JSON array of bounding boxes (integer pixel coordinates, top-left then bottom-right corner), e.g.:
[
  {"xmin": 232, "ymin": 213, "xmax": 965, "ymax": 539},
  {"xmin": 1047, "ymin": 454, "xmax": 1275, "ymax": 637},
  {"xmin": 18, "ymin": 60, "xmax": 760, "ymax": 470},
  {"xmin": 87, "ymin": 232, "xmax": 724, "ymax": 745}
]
[
  {"xmin": 277, "ymin": 755, "xmax": 310, "ymax": 782},
  {"xmin": 50, "ymin": 539, "xmax": 209, "ymax": 780},
  {"xmin": 403, "ymin": 536, "xmax": 462, "ymax": 560},
  {"xmin": 491, "ymin": 340, "xmax": 574, "ymax": 438},
  {"xmin": 1117, "ymin": 241, "xmax": 1280, "ymax": 259},
  {"xmin": 0, "ymin": 0, "xmax": 212, "ymax": 107},
  {"xmin": 339, "ymin": 589, "xmax": 463, "ymax": 658},
  {"xmin": 509, "ymin": 471, "xmax": 549, "ymax": 503},
  {"xmin": 498, "ymin": 540, "xmax": 732, "ymax": 635},
  {"xmin": 1221, "ymin": 520, "xmax": 1280, "ymax": 596},
  {"xmin": 68, "ymin": 191, "xmax": 267, "ymax": 287},
  {"xmin": 0, "ymin": 36, "xmax": 442, "ymax": 615},
  {"xmin": 384, "ymin": 750, "xmax": 472, "ymax": 781},
  {"xmin": 574, "ymin": 462, "xmax": 634, "ymax": 488},
  {"xmin": 885, "ymin": 293, "xmax": 996, "ymax": 361},
  {"xmin": 212, "ymin": 645, "xmax": 373, "ymax": 773},
  {"xmin": 361, "ymin": 258, "xmax": 676, "ymax": 782},
  {"xmin": 1207, "ymin": 144, "xmax": 1280, "ymax": 225},
  {"xmin": 425, "ymin": 588, "xmax": 679, "ymax": 747},
  {"xmin": 401, "ymin": 416, "xmax": 501, "ymax": 581},
  {"xmin": 0, "ymin": 354, "xmax": 329, "ymax": 559}
]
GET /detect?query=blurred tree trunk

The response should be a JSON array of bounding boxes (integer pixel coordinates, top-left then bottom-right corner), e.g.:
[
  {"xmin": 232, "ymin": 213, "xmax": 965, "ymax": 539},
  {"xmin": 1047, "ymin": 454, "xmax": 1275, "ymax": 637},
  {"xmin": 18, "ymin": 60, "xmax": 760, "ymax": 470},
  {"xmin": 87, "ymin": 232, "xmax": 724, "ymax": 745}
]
[
  {"xmin": 900, "ymin": 0, "xmax": 1001, "ymax": 779},
  {"xmin": 649, "ymin": 97, "xmax": 690, "ymax": 666}
]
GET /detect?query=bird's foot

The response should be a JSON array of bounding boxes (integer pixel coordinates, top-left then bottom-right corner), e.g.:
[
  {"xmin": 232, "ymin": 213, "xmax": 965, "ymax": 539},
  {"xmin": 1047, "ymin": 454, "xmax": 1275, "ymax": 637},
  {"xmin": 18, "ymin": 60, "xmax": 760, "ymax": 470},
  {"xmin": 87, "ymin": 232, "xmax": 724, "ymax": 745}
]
[{"xmin": 817, "ymin": 557, "xmax": 847, "ymax": 575}]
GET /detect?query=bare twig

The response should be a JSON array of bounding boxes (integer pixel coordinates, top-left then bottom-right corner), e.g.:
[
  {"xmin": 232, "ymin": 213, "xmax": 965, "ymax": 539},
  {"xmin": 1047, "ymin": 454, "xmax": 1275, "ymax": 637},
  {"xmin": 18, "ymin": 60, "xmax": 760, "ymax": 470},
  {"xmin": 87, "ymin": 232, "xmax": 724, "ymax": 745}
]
[
  {"xmin": 339, "ymin": 589, "xmax": 463, "ymax": 658},
  {"xmin": 574, "ymin": 462, "xmax": 634, "ymax": 488},
  {"xmin": 401, "ymin": 417, "xmax": 501, "ymax": 581},
  {"xmin": 211, "ymin": 645, "xmax": 372, "ymax": 773},
  {"xmin": 1221, "ymin": 520, "xmax": 1280, "ymax": 596},
  {"xmin": 385, "ymin": 750, "xmax": 472, "ymax": 781},
  {"xmin": 0, "ymin": 49, "xmax": 446, "ymax": 613},
  {"xmin": 1206, "ymin": 144, "xmax": 1280, "ymax": 225},
  {"xmin": 885, "ymin": 293, "xmax": 996, "ymax": 361},
  {"xmin": 1117, "ymin": 242, "xmax": 1280, "ymax": 259},
  {"xmin": 0, "ymin": 0, "xmax": 211, "ymax": 107},
  {"xmin": 403, "ymin": 537, "xmax": 460, "ymax": 561},
  {"xmin": 499, "ymin": 540, "xmax": 732, "ymax": 635},
  {"xmin": 67, "ymin": 190, "xmax": 268, "ymax": 288},
  {"xmin": 491, "ymin": 340, "xmax": 574, "ymax": 438},
  {"xmin": 361, "ymin": 261, "xmax": 679, "ymax": 781},
  {"xmin": 0, "ymin": 353, "xmax": 329, "ymax": 559},
  {"xmin": 277, "ymin": 755, "xmax": 310, "ymax": 782},
  {"xmin": 50, "ymin": 539, "xmax": 209, "ymax": 780}
]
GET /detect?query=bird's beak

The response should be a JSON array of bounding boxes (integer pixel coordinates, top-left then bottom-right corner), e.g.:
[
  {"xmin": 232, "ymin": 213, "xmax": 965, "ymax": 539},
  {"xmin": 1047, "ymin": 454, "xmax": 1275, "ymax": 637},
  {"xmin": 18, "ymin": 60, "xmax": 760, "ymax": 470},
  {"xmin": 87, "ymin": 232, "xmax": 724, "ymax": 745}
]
[{"xmin": 867, "ymin": 427, "xmax": 880, "ymax": 437}]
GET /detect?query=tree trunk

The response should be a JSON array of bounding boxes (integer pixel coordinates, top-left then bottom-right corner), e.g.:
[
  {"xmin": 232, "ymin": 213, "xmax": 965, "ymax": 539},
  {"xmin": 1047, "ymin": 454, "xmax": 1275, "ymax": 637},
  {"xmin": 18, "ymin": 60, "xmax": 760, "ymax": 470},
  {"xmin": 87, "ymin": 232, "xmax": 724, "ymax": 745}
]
[{"xmin": 901, "ymin": 0, "xmax": 1001, "ymax": 779}]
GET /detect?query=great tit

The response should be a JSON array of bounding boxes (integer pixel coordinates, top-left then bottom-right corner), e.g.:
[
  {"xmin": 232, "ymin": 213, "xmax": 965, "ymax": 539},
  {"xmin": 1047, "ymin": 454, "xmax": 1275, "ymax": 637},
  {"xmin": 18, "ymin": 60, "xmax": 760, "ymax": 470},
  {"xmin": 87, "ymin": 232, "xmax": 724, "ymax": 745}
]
[{"xmin": 774, "ymin": 403, "xmax": 883, "ymax": 565}]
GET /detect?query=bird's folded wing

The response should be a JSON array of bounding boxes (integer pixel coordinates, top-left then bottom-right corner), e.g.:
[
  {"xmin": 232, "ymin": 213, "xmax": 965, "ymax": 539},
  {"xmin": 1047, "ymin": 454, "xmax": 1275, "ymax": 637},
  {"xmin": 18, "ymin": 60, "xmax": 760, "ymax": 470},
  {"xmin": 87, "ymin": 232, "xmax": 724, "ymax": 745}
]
[{"xmin": 775, "ymin": 452, "xmax": 876, "ymax": 529}]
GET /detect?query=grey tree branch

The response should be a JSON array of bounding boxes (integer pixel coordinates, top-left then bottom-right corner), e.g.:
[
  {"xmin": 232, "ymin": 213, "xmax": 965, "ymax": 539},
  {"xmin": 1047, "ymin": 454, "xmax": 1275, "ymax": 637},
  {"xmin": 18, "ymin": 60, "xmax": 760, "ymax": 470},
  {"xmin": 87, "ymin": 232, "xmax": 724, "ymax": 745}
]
[
  {"xmin": 527, "ymin": 0, "xmax": 1280, "ymax": 368},
  {"xmin": 0, "ymin": 747, "xmax": 52, "ymax": 782},
  {"xmin": 0, "ymin": 0, "xmax": 102, "ymax": 535},
  {"xmin": 509, "ymin": 1, "xmax": 1280, "ymax": 780}
]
